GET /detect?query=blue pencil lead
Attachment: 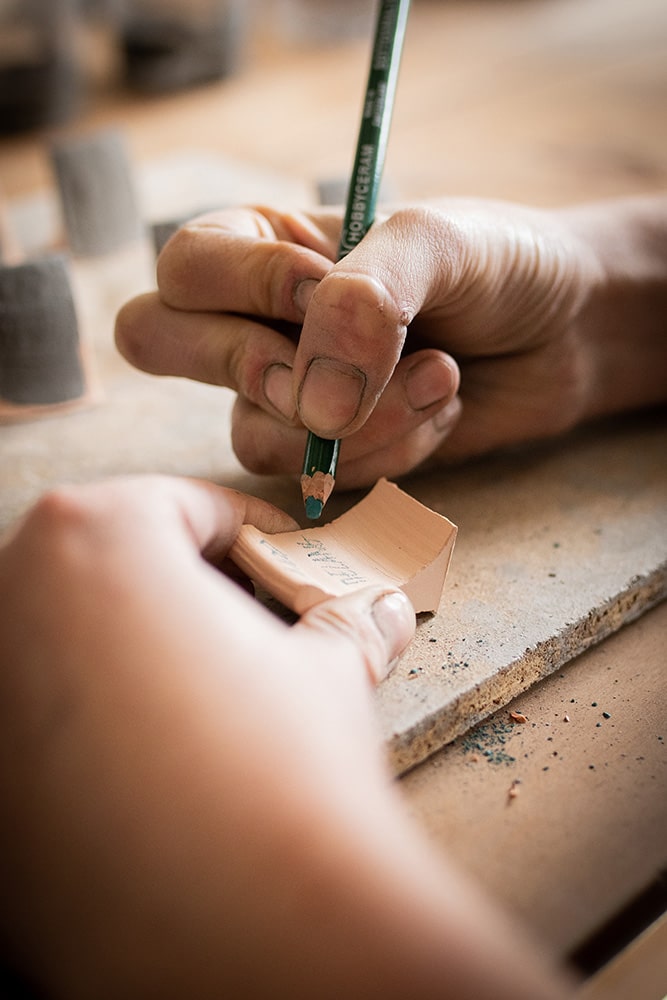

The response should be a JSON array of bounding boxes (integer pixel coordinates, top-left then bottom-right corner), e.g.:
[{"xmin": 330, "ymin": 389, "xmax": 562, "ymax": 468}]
[{"xmin": 305, "ymin": 496, "xmax": 324, "ymax": 520}]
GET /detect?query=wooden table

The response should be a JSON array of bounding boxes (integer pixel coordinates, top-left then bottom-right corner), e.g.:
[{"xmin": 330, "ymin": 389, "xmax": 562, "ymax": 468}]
[{"xmin": 1, "ymin": 1, "xmax": 666, "ymax": 995}]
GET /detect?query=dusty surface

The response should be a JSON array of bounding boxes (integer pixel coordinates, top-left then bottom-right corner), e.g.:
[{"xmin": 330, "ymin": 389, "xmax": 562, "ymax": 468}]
[
  {"xmin": 377, "ymin": 419, "xmax": 667, "ymax": 771},
  {"xmin": 400, "ymin": 599, "xmax": 667, "ymax": 959}
]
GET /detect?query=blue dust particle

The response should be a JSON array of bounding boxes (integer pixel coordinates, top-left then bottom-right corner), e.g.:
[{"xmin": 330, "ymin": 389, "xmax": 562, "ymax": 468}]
[
  {"xmin": 459, "ymin": 721, "xmax": 516, "ymax": 765},
  {"xmin": 305, "ymin": 496, "xmax": 324, "ymax": 520}
]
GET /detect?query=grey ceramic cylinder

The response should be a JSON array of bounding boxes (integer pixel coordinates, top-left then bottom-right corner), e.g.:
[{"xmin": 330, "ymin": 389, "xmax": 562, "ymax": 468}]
[
  {"xmin": 0, "ymin": 254, "xmax": 85, "ymax": 406},
  {"xmin": 121, "ymin": 0, "xmax": 247, "ymax": 93},
  {"xmin": 50, "ymin": 129, "xmax": 143, "ymax": 257}
]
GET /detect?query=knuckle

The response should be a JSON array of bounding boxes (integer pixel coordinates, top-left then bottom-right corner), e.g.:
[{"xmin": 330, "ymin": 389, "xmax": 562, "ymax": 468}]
[
  {"xmin": 21, "ymin": 487, "xmax": 99, "ymax": 560},
  {"xmin": 246, "ymin": 241, "xmax": 319, "ymax": 321},
  {"xmin": 225, "ymin": 324, "xmax": 273, "ymax": 402},
  {"xmin": 303, "ymin": 601, "xmax": 387, "ymax": 684},
  {"xmin": 155, "ymin": 226, "xmax": 200, "ymax": 304},
  {"xmin": 389, "ymin": 205, "xmax": 466, "ymax": 276},
  {"xmin": 28, "ymin": 486, "xmax": 92, "ymax": 532}
]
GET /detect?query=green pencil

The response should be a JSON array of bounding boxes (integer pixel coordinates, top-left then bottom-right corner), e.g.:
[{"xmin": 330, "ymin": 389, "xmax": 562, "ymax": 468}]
[{"xmin": 300, "ymin": 0, "xmax": 411, "ymax": 520}]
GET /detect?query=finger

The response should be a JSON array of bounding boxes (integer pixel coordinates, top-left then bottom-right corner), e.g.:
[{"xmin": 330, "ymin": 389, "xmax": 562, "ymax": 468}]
[
  {"xmin": 230, "ymin": 349, "xmax": 461, "ymax": 481},
  {"xmin": 337, "ymin": 398, "xmax": 462, "ymax": 488},
  {"xmin": 338, "ymin": 349, "xmax": 459, "ymax": 456},
  {"xmin": 230, "ymin": 395, "xmax": 307, "ymax": 476},
  {"xmin": 230, "ymin": 393, "xmax": 461, "ymax": 488},
  {"xmin": 294, "ymin": 587, "xmax": 415, "ymax": 686},
  {"xmin": 115, "ymin": 293, "xmax": 300, "ymax": 420},
  {"xmin": 38, "ymin": 476, "xmax": 297, "ymax": 563},
  {"xmin": 433, "ymin": 345, "xmax": 583, "ymax": 462},
  {"xmin": 156, "ymin": 207, "xmax": 337, "ymax": 320},
  {"xmin": 159, "ymin": 477, "xmax": 299, "ymax": 564}
]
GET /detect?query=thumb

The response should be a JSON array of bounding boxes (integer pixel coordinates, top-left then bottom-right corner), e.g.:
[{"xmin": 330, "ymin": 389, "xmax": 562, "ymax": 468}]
[
  {"xmin": 293, "ymin": 587, "xmax": 416, "ymax": 686},
  {"xmin": 292, "ymin": 208, "xmax": 456, "ymax": 439}
]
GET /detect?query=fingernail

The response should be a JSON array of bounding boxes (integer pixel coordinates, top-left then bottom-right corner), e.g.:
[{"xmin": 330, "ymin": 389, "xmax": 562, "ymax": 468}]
[
  {"xmin": 299, "ymin": 357, "xmax": 366, "ymax": 436},
  {"xmin": 371, "ymin": 590, "xmax": 415, "ymax": 673},
  {"xmin": 293, "ymin": 278, "xmax": 318, "ymax": 317},
  {"xmin": 404, "ymin": 357, "xmax": 454, "ymax": 411},
  {"xmin": 263, "ymin": 363, "xmax": 296, "ymax": 421}
]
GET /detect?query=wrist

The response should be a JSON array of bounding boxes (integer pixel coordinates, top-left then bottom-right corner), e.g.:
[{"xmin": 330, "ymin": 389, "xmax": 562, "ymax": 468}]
[{"xmin": 559, "ymin": 195, "xmax": 667, "ymax": 421}]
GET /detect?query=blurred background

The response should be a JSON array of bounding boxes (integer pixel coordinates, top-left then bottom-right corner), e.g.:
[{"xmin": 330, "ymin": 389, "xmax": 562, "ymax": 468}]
[
  {"xmin": 1, "ymin": 0, "xmax": 666, "ymax": 243},
  {"xmin": 1, "ymin": 0, "xmax": 666, "ymax": 195},
  {"xmin": 0, "ymin": 0, "xmax": 382, "ymax": 137}
]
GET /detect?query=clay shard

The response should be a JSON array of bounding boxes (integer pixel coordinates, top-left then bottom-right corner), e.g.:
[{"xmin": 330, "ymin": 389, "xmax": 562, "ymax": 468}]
[{"xmin": 230, "ymin": 478, "xmax": 457, "ymax": 615}]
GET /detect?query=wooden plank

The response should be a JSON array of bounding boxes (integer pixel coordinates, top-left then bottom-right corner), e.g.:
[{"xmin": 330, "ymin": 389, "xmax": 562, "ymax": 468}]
[
  {"xmin": 576, "ymin": 913, "xmax": 667, "ymax": 1000},
  {"xmin": 378, "ymin": 422, "xmax": 667, "ymax": 771},
  {"xmin": 399, "ymin": 600, "xmax": 667, "ymax": 956}
]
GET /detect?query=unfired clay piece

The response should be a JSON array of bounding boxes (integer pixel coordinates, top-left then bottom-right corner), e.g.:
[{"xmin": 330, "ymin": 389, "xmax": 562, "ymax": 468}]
[{"xmin": 230, "ymin": 478, "xmax": 458, "ymax": 615}]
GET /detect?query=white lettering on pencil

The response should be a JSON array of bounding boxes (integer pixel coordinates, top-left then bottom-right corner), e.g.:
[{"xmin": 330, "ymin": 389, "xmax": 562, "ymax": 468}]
[
  {"xmin": 373, "ymin": 4, "xmax": 396, "ymax": 71},
  {"xmin": 340, "ymin": 143, "xmax": 375, "ymax": 253},
  {"xmin": 372, "ymin": 81, "xmax": 387, "ymax": 128}
]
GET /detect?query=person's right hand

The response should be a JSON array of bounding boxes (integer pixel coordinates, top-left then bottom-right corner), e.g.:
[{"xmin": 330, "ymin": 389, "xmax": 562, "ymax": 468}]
[
  {"xmin": 0, "ymin": 475, "xmax": 571, "ymax": 1000},
  {"xmin": 115, "ymin": 196, "xmax": 665, "ymax": 488}
]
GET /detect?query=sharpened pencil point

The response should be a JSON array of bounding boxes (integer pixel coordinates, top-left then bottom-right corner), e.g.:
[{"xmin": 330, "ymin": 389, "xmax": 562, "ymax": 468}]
[
  {"xmin": 301, "ymin": 470, "xmax": 335, "ymax": 518},
  {"xmin": 305, "ymin": 496, "xmax": 324, "ymax": 520}
]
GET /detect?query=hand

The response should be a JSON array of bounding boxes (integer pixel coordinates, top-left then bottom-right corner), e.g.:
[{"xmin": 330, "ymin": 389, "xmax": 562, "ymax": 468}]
[
  {"xmin": 116, "ymin": 197, "xmax": 667, "ymax": 488},
  {"xmin": 0, "ymin": 477, "xmax": 568, "ymax": 998},
  {"xmin": 118, "ymin": 200, "xmax": 595, "ymax": 486}
]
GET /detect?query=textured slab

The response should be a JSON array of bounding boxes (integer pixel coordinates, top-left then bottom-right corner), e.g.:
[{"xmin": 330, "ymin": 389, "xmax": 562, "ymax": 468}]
[{"xmin": 377, "ymin": 419, "xmax": 667, "ymax": 773}]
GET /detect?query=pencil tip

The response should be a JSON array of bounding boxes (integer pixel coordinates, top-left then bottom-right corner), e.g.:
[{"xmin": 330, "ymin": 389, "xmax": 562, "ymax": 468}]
[
  {"xmin": 301, "ymin": 471, "xmax": 335, "ymax": 519},
  {"xmin": 305, "ymin": 496, "xmax": 324, "ymax": 520}
]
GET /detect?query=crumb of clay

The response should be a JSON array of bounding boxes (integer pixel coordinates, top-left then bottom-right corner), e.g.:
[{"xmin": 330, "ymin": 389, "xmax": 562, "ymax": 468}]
[{"xmin": 510, "ymin": 711, "xmax": 528, "ymax": 723}]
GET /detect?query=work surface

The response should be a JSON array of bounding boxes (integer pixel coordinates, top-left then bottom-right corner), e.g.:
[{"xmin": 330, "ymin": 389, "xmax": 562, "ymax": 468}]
[{"xmin": 1, "ymin": 0, "xmax": 666, "ymax": 993}]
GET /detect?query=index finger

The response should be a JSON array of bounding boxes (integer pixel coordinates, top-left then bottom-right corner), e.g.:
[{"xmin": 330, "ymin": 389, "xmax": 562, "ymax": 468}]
[
  {"xmin": 154, "ymin": 476, "xmax": 299, "ymax": 564},
  {"xmin": 157, "ymin": 207, "xmax": 338, "ymax": 321}
]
